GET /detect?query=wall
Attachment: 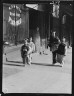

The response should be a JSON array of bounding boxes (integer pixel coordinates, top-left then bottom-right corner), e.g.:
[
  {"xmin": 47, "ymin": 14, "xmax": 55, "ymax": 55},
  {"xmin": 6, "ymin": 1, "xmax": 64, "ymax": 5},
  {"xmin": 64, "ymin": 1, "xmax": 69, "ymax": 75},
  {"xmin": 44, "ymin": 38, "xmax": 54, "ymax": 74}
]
[
  {"xmin": 3, "ymin": 4, "xmax": 29, "ymax": 44},
  {"xmin": 29, "ymin": 9, "xmax": 50, "ymax": 51},
  {"xmin": 59, "ymin": 3, "xmax": 72, "ymax": 46}
]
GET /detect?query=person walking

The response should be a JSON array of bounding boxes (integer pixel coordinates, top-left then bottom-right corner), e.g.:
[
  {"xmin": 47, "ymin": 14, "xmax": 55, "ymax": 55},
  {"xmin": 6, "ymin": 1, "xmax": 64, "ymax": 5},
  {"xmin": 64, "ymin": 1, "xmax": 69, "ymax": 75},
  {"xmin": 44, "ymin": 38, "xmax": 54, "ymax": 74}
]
[
  {"xmin": 49, "ymin": 31, "xmax": 60, "ymax": 64},
  {"xmin": 21, "ymin": 39, "xmax": 31, "ymax": 66}
]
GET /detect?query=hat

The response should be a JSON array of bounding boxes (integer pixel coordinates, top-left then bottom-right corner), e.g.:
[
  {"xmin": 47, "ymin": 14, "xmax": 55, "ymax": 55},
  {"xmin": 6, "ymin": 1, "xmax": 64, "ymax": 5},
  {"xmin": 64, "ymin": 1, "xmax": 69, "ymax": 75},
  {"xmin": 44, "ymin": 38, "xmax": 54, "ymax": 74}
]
[
  {"xmin": 24, "ymin": 38, "xmax": 28, "ymax": 41},
  {"xmin": 53, "ymin": 31, "xmax": 56, "ymax": 33}
]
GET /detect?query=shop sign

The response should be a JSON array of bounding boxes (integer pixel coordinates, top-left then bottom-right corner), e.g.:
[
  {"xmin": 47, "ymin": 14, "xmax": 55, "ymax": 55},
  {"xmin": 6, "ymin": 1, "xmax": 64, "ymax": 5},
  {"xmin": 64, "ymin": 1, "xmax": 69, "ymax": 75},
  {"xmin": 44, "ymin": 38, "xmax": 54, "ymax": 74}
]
[{"xmin": 8, "ymin": 5, "xmax": 22, "ymax": 26}]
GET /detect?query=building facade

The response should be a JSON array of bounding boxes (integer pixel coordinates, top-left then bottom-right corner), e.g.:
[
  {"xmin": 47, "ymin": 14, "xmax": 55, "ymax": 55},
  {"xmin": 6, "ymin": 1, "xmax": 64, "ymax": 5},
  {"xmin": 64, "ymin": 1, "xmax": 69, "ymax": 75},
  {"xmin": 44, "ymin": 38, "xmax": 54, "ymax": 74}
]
[
  {"xmin": 3, "ymin": 2, "xmax": 72, "ymax": 50},
  {"xmin": 3, "ymin": 3, "xmax": 51, "ymax": 50},
  {"xmin": 3, "ymin": 4, "xmax": 29, "ymax": 44},
  {"xmin": 59, "ymin": 2, "xmax": 73, "ymax": 46}
]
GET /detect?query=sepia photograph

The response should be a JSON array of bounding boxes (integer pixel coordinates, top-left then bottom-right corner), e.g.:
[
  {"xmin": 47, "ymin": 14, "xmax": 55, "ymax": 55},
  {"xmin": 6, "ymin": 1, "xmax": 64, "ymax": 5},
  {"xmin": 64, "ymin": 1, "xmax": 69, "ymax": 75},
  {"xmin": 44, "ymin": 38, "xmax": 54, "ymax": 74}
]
[{"xmin": 2, "ymin": 0, "xmax": 72, "ymax": 94}]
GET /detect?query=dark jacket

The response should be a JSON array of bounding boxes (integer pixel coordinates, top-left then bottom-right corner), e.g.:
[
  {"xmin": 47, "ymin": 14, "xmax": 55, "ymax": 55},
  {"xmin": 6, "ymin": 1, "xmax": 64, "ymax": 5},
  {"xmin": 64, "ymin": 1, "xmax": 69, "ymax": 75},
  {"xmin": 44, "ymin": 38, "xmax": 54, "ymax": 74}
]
[
  {"xmin": 21, "ymin": 44, "xmax": 29, "ymax": 58},
  {"xmin": 57, "ymin": 42, "xmax": 66, "ymax": 55},
  {"xmin": 49, "ymin": 35, "xmax": 60, "ymax": 52}
]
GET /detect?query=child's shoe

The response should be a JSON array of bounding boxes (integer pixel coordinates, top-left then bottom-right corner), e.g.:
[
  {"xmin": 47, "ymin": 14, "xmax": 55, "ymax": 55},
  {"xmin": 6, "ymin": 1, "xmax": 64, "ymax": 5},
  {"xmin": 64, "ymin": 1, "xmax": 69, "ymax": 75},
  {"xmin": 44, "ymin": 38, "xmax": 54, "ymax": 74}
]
[{"xmin": 60, "ymin": 61, "xmax": 64, "ymax": 67}]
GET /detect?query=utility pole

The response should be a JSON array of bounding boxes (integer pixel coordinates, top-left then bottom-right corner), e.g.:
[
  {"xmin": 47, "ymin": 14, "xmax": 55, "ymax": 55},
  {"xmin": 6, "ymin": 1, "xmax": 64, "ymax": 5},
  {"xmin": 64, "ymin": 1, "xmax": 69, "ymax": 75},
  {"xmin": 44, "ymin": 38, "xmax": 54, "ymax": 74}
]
[{"xmin": 15, "ymin": 4, "xmax": 17, "ymax": 45}]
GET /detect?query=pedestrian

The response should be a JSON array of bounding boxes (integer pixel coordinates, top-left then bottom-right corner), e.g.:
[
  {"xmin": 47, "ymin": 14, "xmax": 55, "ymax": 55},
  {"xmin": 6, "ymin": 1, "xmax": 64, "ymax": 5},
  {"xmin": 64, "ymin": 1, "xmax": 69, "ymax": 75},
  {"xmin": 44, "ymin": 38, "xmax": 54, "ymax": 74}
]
[
  {"xmin": 21, "ymin": 39, "xmax": 31, "ymax": 66},
  {"xmin": 57, "ymin": 37, "xmax": 67, "ymax": 66},
  {"xmin": 29, "ymin": 37, "xmax": 35, "ymax": 53},
  {"xmin": 28, "ymin": 37, "xmax": 35, "ymax": 61},
  {"xmin": 49, "ymin": 31, "xmax": 60, "ymax": 64}
]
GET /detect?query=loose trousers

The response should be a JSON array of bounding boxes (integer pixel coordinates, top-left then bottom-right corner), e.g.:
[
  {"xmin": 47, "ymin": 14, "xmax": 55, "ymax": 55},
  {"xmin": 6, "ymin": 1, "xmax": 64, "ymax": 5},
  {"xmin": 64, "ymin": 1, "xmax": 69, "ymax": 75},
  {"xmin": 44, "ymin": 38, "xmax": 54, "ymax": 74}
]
[
  {"xmin": 57, "ymin": 54, "xmax": 65, "ymax": 64},
  {"xmin": 52, "ymin": 50, "xmax": 57, "ymax": 64},
  {"xmin": 22, "ymin": 55, "xmax": 28, "ymax": 64}
]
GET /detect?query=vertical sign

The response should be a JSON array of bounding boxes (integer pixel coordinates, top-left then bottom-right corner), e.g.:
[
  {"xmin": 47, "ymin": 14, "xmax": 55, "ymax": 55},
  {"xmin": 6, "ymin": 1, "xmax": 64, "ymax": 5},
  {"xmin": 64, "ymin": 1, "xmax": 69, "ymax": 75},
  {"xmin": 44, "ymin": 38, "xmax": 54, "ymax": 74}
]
[
  {"xmin": 52, "ymin": 3, "xmax": 59, "ymax": 18},
  {"xmin": 8, "ymin": 5, "xmax": 22, "ymax": 26}
]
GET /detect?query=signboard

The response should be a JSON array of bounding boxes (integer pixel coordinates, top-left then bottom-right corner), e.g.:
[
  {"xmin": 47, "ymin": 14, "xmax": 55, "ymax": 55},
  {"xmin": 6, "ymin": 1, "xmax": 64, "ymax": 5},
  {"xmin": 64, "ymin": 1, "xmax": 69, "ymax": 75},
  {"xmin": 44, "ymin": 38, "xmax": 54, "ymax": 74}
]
[
  {"xmin": 26, "ymin": 4, "xmax": 38, "ymax": 10},
  {"xmin": 8, "ymin": 4, "xmax": 22, "ymax": 26},
  {"xmin": 52, "ymin": 4, "xmax": 59, "ymax": 18}
]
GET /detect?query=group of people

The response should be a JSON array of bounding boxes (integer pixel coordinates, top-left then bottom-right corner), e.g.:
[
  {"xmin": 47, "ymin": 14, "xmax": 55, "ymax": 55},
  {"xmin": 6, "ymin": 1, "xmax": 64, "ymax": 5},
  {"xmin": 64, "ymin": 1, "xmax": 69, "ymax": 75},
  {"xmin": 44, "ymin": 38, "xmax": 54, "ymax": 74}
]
[
  {"xmin": 21, "ymin": 31, "xmax": 67, "ymax": 67},
  {"xmin": 48, "ymin": 31, "xmax": 67, "ymax": 67},
  {"xmin": 21, "ymin": 37, "xmax": 35, "ymax": 66}
]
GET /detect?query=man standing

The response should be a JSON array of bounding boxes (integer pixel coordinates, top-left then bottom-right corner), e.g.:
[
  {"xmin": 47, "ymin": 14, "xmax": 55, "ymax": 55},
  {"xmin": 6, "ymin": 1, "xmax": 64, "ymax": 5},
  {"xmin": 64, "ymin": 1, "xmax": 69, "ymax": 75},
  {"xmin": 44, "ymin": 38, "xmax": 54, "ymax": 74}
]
[{"xmin": 49, "ymin": 31, "xmax": 60, "ymax": 64}]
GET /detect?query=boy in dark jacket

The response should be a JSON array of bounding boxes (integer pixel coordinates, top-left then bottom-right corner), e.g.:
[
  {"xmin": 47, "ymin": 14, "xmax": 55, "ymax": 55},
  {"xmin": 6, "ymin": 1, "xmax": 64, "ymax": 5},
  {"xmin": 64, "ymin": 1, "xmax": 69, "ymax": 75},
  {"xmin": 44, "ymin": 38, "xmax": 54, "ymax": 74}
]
[
  {"xmin": 21, "ymin": 39, "xmax": 31, "ymax": 66},
  {"xmin": 57, "ymin": 38, "xmax": 67, "ymax": 66}
]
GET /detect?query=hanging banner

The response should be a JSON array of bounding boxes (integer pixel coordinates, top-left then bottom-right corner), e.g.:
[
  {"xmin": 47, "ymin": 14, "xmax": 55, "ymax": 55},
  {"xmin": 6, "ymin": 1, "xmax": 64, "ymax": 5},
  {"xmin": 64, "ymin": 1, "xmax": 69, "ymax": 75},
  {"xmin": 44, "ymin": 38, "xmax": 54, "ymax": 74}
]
[
  {"xmin": 8, "ymin": 4, "xmax": 22, "ymax": 26},
  {"xmin": 62, "ymin": 15, "xmax": 66, "ymax": 24},
  {"xmin": 52, "ymin": 4, "xmax": 59, "ymax": 18}
]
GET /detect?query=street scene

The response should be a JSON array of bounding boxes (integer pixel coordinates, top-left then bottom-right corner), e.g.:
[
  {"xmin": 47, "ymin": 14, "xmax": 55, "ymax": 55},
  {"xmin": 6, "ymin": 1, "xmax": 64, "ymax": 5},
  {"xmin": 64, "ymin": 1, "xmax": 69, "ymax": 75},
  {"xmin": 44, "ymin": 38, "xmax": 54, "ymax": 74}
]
[{"xmin": 2, "ymin": 1, "xmax": 72, "ymax": 93}]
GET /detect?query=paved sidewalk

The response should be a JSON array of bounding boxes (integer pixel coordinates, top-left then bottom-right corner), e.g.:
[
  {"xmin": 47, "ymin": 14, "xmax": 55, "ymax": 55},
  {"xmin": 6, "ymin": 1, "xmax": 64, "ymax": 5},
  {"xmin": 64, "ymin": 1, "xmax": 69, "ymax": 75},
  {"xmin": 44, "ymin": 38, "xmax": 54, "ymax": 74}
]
[
  {"xmin": 3, "ymin": 46, "xmax": 72, "ymax": 65},
  {"xmin": 3, "ymin": 44, "xmax": 72, "ymax": 54},
  {"xmin": 3, "ymin": 44, "xmax": 23, "ymax": 54},
  {"xmin": 2, "ymin": 47, "xmax": 72, "ymax": 93}
]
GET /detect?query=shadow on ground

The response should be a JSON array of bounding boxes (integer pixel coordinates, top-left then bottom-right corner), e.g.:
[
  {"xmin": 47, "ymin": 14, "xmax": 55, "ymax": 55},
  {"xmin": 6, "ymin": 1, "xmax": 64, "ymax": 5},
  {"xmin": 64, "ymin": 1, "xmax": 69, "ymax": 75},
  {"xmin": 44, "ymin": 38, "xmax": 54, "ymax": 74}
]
[
  {"xmin": 4, "ymin": 60, "xmax": 24, "ymax": 67},
  {"xmin": 32, "ymin": 62, "xmax": 62, "ymax": 67},
  {"xmin": 4, "ymin": 60, "xmax": 62, "ymax": 67}
]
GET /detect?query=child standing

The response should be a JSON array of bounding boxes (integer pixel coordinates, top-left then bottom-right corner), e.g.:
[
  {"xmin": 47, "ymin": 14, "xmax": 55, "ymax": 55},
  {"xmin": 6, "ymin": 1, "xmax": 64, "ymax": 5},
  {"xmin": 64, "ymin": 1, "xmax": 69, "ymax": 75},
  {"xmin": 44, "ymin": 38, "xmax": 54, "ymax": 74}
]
[
  {"xmin": 21, "ymin": 39, "xmax": 31, "ymax": 66},
  {"xmin": 29, "ymin": 37, "xmax": 35, "ymax": 53},
  {"xmin": 57, "ymin": 38, "xmax": 67, "ymax": 67},
  {"xmin": 28, "ymin": 37, "xmax": 35, "ymax": 61}
]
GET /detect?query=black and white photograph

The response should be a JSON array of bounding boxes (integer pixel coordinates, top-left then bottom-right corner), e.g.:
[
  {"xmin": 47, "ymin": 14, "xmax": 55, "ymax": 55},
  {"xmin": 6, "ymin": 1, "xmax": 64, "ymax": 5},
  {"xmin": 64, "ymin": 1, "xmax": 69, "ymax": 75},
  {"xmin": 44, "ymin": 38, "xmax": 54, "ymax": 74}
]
[{"xmin": 2, "ymin": 0, "xmax": 72, "ymax": 94}]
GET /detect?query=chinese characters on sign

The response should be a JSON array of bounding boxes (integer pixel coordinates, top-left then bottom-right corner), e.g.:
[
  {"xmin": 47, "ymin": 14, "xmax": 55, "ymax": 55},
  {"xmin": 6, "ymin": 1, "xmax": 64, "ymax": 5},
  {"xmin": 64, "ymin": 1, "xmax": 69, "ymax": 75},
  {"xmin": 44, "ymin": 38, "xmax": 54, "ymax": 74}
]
[
  {"xmin": 52, "ymin": 3, "xmax": 59, "ymax": 18},
  {"xmin": 8, "ymin": 5, "xmax": 22, "ymax": 26}
]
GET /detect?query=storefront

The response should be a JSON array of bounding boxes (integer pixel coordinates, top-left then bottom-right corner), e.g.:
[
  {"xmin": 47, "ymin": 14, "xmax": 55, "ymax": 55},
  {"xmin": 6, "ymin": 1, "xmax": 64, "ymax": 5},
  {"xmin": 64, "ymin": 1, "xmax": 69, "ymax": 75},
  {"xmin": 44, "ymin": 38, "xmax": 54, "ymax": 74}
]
[
  {"xmin": 59, "ymin": 2, "xmax": 73, "ymax": 46},
  {"xmin": 3, "ymin": 3, "xmax": 52, "ymax": 51},
  {"xmin": 3, "ymin": 4, "xmax": 29, "ymax": 44},
  {"xmin": 29, "ymin": 4, "xmax": 51, "ymax": 51}
]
